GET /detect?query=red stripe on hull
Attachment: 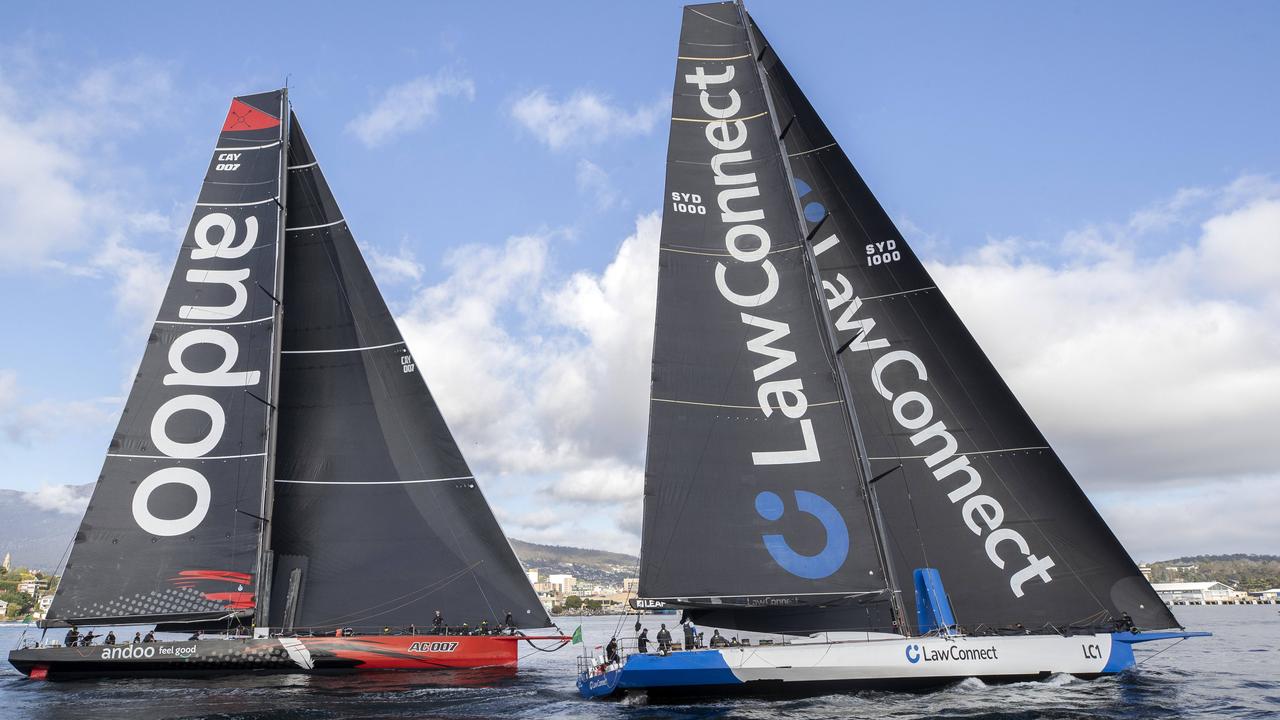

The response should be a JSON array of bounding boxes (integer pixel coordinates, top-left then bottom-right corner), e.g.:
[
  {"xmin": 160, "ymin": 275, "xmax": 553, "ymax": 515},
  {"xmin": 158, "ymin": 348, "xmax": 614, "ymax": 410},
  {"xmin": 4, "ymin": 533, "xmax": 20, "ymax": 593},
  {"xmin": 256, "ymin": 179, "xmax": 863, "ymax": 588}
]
[{"xmin": 302, "ymin": 636, "xmax": 519, "ymax": 671}]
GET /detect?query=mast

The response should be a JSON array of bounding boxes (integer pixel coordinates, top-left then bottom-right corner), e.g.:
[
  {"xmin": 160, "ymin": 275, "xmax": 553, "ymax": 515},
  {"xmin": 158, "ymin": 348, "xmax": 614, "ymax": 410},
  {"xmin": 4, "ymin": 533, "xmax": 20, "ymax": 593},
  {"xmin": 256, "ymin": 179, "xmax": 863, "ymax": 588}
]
[
  {"xmin": 251, "ymin": 87, "xmax": 290, "ymax": 635},
  {"xmin": 734, "ymin": 0, "xmax": 907, "ymax": 630}
]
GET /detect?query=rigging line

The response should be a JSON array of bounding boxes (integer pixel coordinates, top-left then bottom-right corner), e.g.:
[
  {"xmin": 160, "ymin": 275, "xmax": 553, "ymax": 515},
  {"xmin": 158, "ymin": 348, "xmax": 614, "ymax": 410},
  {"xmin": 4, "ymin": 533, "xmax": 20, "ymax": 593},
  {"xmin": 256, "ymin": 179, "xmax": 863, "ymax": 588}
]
[
  {"xmin": 273, "ymin": 476, "xmax": 473, "ymax": 485},
  {"xmin": 1137, "ymin": 637, "xmax": 1186, "ymax": 666},
  {"xmin": 689, "ymin": 7, "xmax": 738, "ymax": 27},
  {"xmin": 214, "ymin": 141, "xmax": 281, "ymax": 151},
  {"xmin": 651, "ymin": 397, "xmax": 844, "ymax": 410},
  {"xmin": 672, "ymin": 110, "xmax": 767, "ymax": 124},
  {"xmin": 285, "ymin": 218, "xmax": 346, "ymax": 232},
  {"xmin": 194, "ymin": 197, "xmax": 278, "ymax": 207},
  {"xmin": 287, "ymin": 161, "xmax": 318, "ymax": 170},
  {"xmin": 306, "ymin": 562, "xmax": 482, "ymax": 627},
  {"xmin": 280, "ymin": 340, "xmax": 405, "ymax": 354}
]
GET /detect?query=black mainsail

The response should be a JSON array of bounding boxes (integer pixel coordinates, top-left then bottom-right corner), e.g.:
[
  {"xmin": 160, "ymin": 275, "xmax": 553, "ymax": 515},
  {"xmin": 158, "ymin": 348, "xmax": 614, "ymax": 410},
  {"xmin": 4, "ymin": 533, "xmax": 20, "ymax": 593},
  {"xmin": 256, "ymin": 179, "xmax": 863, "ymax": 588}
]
[
  {"xmin": 265, "ymin": 116, "xmax": 549, "ymax": 633},
  {"xmin": 639, "ymin": 2, "xmax": 1177, "ymax": 636},
  {"xmin": 43, "ymin": 93, "xmax": 546, "ymax": 635},
  {"xmin": 640, "ymin": 1, "xmax": 892, "ymax": 628},
  {"xmin": 48, "ymin": 91, "xmax": 288, "ymax": 626}
]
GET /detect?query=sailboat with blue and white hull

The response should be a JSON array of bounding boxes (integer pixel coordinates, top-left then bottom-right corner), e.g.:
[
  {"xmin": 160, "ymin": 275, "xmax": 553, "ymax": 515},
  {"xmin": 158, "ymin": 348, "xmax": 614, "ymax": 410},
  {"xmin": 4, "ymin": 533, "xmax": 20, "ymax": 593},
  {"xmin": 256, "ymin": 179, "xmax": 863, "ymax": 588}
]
[{"xmin": 579, "ymin": 0, "xmax": 1205, "ymax": 699}]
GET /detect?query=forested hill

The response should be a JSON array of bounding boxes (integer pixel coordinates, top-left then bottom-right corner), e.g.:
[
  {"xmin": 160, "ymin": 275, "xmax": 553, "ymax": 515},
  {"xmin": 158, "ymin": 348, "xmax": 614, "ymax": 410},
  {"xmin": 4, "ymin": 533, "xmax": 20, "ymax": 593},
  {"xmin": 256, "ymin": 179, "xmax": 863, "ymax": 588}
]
[
  {"xmin": 508, "ymin": 539, "xmax": 639, "ymax": 586},
  {"xmin": 1147, "ymin": 554, "xmax": 1280, "ymax": 591}
]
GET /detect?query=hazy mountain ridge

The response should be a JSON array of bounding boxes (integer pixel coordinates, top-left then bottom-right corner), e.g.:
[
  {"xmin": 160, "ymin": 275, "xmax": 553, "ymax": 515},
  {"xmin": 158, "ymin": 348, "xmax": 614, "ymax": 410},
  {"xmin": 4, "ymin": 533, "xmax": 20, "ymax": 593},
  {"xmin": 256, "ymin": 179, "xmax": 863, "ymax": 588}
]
[{"xmin": 509, "ymin": 538, "xmax": 639, "ymax": 587}]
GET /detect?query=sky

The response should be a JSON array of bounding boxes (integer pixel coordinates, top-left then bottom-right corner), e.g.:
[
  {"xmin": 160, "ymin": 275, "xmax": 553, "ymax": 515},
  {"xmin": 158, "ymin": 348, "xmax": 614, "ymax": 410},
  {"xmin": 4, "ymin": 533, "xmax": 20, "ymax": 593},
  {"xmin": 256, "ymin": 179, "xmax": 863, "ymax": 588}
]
[{"xmin": 0, "ymin": 1, "xmax": 1277, "ymax": 563}]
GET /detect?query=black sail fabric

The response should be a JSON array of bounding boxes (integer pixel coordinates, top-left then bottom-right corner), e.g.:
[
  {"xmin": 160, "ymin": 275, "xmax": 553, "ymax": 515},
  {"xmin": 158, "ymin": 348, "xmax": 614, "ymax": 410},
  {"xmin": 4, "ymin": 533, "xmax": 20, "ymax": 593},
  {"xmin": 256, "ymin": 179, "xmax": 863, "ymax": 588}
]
[
  {"xmin": 639, "ymin": 2, "xmax": 889, "ymax": 619},
  {"xmin": 265, "ymin": 116, "xmax": 548, "ymax": 633},
  {"xmin": 748, "ymin": 14, "xmax": 1179, "ymax": 632},
  {"xmin": 47, "ymin": 91, "xmax": 287, "ymax": 626}
]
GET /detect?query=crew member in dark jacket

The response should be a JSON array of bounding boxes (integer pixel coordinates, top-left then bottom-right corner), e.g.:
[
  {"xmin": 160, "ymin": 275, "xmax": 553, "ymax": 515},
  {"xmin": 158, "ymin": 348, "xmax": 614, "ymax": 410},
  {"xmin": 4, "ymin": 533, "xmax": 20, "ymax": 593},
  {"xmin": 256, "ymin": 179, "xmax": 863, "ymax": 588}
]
[
  {"xmin": 131, "ymin": 631, "xmax": 142, "ymax": 644},
  {"xmin": 64, "ymin": 626, "xmax": 79, "ymax": 647},
  {"xmin": 432, "ymin": 610, "xmax": 445, "ymax": 634},
  {"xmin": 682, "ymin": 622, "xmax": 695, "ymax": 650},
  {"xmin": 104, "ymin": 631, "xmax": 117, "ymax": 645},
  {"xmin": 605, "ymin": 637, "xmax": 620, "ymax": 665},
  {"xmin": 656, "ymin": 624, "xmax": 672, "ymax": 654},
  {"xmin": 143, "ymin": 631, "xmax": 156, "ymax": 643},
  {"xmin": 637, "ymin": 627, "xmax": 649, "ymax": 654}
]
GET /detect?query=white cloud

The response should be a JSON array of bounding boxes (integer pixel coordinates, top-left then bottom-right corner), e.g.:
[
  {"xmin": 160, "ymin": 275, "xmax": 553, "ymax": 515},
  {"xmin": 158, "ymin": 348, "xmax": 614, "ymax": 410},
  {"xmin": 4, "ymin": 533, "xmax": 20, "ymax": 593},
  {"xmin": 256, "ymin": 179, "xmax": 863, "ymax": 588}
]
[
  {"xmin": 0, "ymin": 368, "xmax": 117, "ymax": 447},
  {"xmin": 930, "ymin": 181, "xmax": 1280, "ymax": 492},
  {"xmin": 576, "ymin": 159, "xmax": 620, "ymax": 210},
  {"xmin": 511, "ymin": 90, "xmax": 665, "ymax": 150},
  {"xmin": 20, "ymin": 483, "xmax": 91, "ymax": 516},
  {"xmin": 367, "ymin": 243, "xmax": 425, "ymax": 284},
  {"xmin": 395, "ymin": 214, "xmax": 659, "ymax": 551},
  {"xmin": 347, "ymin": 70, "xmax": 475, "ymax": 147}
]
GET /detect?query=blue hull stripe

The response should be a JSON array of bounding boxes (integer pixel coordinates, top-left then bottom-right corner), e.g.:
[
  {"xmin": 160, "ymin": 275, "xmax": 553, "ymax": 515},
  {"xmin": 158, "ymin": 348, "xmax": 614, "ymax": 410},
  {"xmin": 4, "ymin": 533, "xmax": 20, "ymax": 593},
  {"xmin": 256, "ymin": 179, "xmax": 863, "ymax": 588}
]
[{"xmin": 617, "ymin": 651, "xmax": 742, "ymax": 689}]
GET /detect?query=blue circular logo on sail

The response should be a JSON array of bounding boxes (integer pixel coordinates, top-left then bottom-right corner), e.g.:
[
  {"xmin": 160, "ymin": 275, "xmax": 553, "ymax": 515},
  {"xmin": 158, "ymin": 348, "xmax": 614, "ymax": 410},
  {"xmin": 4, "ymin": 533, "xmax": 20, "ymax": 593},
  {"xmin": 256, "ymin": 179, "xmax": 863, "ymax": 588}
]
[
  {"xmin": 754, "ymin": 490, "xmax": 849, "ymax": 579},
  {"xmin": 905, "ymin": 643, "xmax": 921, "ymax": 664}
]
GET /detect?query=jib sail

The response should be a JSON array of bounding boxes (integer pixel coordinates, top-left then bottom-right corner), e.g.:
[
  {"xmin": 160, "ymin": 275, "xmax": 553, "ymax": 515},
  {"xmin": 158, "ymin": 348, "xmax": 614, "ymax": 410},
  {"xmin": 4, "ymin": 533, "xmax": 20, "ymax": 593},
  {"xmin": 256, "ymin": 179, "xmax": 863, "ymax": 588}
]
[
  {"xmin": 47, "ymin": 91, "xmax": 288, "ymax": 626},
  {"xmin": 748, "ymin": 11, "xmax": 1178, "ymax": 632},
  {"xmin": 264, "ymin": 116, "xmax": 548, "ymax": 633},
  {"xmin": 638, "ymin": 1, "xmax": 891, "ymax": 623}
]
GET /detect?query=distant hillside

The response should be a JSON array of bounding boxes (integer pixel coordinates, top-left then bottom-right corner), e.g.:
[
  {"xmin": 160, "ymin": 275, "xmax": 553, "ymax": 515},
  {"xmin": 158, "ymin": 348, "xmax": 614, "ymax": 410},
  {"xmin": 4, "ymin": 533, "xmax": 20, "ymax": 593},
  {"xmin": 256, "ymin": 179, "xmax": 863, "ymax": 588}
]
[
  {"xmin": 1148, "ymin": 554, "xmax": 1280, "ymax": 591},
  {"xmin": 509, "ymin": 539, "xmax": 639, "ymax": 587},
  {"xmin": 0, "ymin": 485, "xmax": 90, "ymax": 571}
]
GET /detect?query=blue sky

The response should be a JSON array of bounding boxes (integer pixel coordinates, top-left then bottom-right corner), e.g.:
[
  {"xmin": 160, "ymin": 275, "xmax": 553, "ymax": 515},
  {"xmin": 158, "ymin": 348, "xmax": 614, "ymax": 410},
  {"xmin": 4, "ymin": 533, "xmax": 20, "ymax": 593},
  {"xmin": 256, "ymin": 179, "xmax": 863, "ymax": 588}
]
[{"xmin": 1, "ymin": 1, "xmax": 1277, "ymax": 561}]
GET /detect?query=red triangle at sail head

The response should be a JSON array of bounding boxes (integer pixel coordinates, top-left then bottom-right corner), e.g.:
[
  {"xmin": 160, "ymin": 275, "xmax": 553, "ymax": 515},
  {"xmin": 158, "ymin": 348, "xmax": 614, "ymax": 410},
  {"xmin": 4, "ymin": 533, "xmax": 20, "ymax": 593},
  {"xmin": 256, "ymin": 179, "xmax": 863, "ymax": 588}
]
[{"xmin": 222, "ymin": 98, "xmax": 280, "ymax": 132}]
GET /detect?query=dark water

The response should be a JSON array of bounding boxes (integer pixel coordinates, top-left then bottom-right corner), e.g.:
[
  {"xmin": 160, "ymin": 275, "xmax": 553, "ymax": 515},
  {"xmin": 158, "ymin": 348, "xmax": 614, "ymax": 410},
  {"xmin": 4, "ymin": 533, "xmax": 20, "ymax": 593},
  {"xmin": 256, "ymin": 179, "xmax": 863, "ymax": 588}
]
[{"xmin": 2, "ymin": 606, "xmax": 1276, "ymax": 720}]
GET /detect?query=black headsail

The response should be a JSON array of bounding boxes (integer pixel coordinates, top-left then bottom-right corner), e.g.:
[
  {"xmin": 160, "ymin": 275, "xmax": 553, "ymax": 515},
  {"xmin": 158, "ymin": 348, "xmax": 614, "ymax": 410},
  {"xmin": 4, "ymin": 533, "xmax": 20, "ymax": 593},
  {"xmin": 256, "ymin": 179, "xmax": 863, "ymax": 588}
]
[
  {"xmin": 746, "ymin": 11, "xmax": 1178, "ymax": 632},
  {"xmin": 639, "ymin": 1, "xmax": 895, "ymax": 634},
  {"xmin": 47, "ymin": 91, "xmax": 288, "ymax": 627},
  {"xmin": 264, "ymin": 115, "xmax": 548, "ymax": 633}
]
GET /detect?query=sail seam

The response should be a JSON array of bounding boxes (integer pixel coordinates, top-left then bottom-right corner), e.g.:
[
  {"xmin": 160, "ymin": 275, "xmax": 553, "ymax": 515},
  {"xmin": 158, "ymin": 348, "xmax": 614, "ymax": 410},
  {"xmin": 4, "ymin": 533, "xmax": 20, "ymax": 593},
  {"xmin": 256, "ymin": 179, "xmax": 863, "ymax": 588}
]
[
  {"xmin": 788, "ymin": 142, "xmax": 837, "ymax": 158},
  {"xmin": 861, "ymin": 286, "xmax": 937, "ymax": 301},
  {"xmin": 273, "ymin": 476, "xmax": 474, "ymax": 485},
  {"xmin": 677, "ymin": 53, "xmax": 752, "ymax": 61},
  {"xmin": 108, "ymin": 452, "xmax": 267, "ymax": 460},
  {"xmin": 195, "ymin": 197, "xmax": 279, "ymax": 207},
  {"xmin": 867, "ymin": 446, "xmax": 1050, "ymax": 461},
  {"xmin": 214, "ymin": 141, "xmax": 281, "ymax": 151},
  {"xmin": 661, "ymin": 243, "xmax": 800, "ymax": 257},
  {"xmin": 672, "ymin": 110, "xmax": 767, "ymax": 124},
  {"xmin": 652, "ymin": 397, "xmax": 844, "ymax": 410},
  {"xmin": 285, "ymin": 218, "xmax": 346, "ymax": 232},
  {"xmin": 155, "ymin": 315, "xmax": 274, "ymax": 326},
  {"xmin": 280, "ymin": 340, "xmax": 405, "ymax": 354}
]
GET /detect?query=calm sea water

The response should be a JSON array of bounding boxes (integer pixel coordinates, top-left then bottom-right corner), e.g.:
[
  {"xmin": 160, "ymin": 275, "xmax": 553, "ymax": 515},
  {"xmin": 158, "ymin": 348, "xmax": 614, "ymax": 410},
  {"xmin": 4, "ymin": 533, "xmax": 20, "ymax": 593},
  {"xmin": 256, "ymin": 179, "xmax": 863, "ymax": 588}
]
[{"xmin": 1, "ymin": 605, "xmax": 1276, "ymax": 720}]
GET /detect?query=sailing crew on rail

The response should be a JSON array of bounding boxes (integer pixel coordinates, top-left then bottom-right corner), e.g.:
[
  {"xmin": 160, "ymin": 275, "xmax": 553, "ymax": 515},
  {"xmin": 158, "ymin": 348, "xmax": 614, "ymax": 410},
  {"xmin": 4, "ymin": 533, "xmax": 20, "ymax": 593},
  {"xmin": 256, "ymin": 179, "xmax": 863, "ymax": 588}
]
[
  {"xmin": 656, "ymin": 624, "xmax": 672, "ymax": 653},
  {"xmin": 637, "ymin": 627, "xmax": 650, "ymax": 654},
  {"xmin": 104, "ymin": 631, "xmax": 117, "ymax": 646},
  {"xmin": 63, "ymin": 626, "xmax": 79, "ymax": 647},
  {"xmin": 432, "ymin": 610, "xmax": 444, "ymax": 633}
]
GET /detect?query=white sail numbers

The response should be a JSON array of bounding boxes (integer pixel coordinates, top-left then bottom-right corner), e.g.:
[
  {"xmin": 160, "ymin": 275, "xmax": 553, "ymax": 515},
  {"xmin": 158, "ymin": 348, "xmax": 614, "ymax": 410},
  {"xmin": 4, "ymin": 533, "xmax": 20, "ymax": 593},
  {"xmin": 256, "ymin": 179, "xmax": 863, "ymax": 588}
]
[
  {"xmin": 687, "ymin": 62, "xmax": 820, "ymax": 467},
  {"xmin": 131, "ymin": 209, "xmax": 267, "ymax": 537}
]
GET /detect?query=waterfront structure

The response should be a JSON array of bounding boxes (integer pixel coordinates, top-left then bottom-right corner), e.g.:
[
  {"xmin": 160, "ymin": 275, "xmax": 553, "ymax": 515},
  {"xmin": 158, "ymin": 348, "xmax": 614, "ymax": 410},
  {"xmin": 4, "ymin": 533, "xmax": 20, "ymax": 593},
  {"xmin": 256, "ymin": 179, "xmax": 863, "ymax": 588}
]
[{"xmin": 1151, "ymin": 582, "xmax": 1235, "ymax": 605}]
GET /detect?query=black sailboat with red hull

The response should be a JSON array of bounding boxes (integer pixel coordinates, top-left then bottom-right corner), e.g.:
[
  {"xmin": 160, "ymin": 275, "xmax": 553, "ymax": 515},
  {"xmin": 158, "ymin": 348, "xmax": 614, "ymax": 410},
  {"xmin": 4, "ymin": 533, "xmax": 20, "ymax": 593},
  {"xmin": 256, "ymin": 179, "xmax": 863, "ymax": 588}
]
[{"xmin": 9, "ymin": 90, "xmax": 566, "ymax": 680}]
